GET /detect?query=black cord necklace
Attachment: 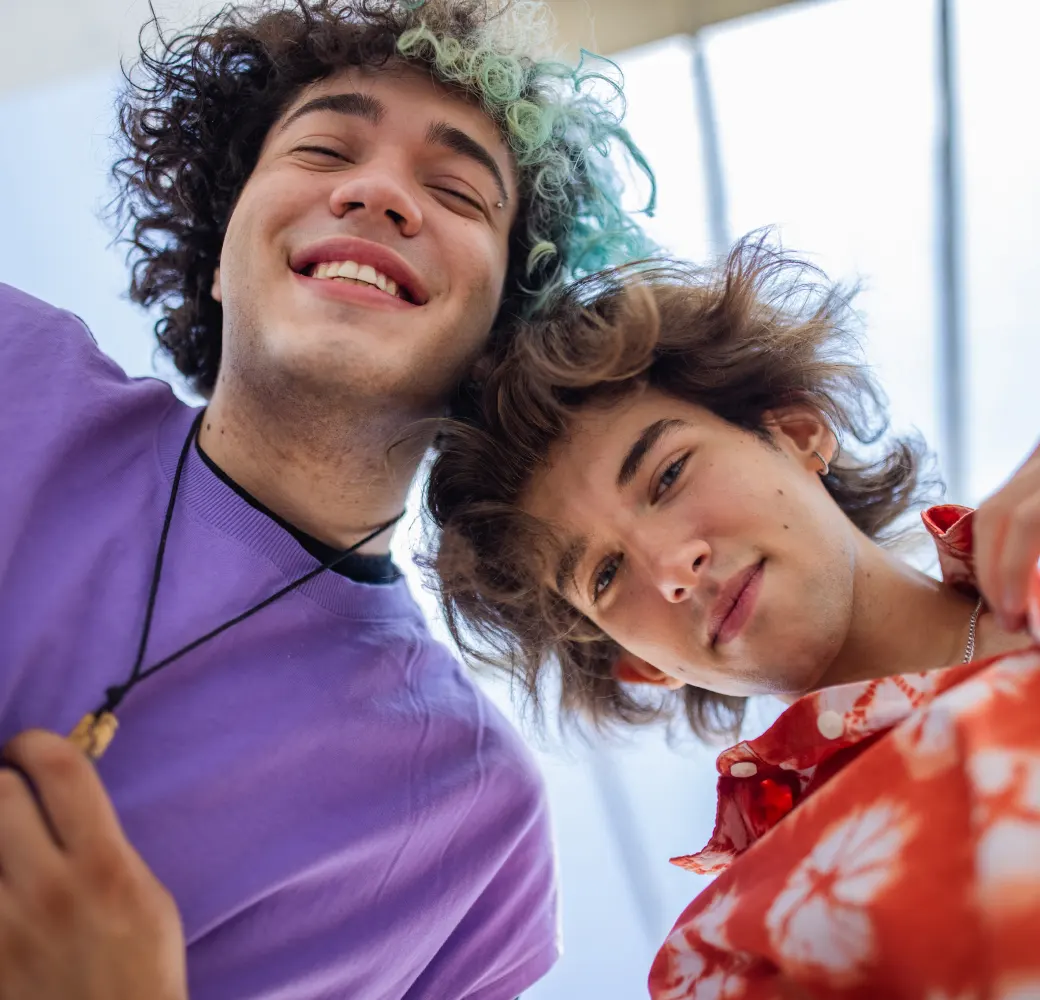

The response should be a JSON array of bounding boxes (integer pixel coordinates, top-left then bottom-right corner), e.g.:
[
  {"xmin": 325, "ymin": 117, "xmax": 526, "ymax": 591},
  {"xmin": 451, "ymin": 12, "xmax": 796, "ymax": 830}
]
[{"xmin": 68, "ymin": 411, "xmax": 405, "ymax": 759}]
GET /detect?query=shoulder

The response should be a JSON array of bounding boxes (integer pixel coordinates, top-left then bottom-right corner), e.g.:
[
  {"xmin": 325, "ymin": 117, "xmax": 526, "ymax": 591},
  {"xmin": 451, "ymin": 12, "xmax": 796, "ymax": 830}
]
[
  {"xmin": 0, "ymin": 282, "xmax": 137, "ymax": 396},
  {"xmin": 0, "ymin": 282, "xmax": 175, "ymax": 431},
  {"xmin": 1, "ymin": 282, "xmax": 101, "ymax": 352}
]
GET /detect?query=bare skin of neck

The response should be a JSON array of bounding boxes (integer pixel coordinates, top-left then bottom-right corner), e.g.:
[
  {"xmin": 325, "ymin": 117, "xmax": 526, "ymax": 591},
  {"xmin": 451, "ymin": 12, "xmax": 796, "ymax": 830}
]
[
  {"xmin": 197, "ymin": 373, "xmax": 432, "ymax": 554},
  {"xmin": 810, "ymin": 534, "xmax": 1034, "ymax": 696}
]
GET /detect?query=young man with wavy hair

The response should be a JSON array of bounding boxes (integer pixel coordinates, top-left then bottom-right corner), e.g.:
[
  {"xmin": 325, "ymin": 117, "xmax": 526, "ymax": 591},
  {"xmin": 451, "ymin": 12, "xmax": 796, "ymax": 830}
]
[
  {"xmin": 426, "ymin": 236, "xmax": 1040, "ymax": 998},
  {"xmin": 0, "ymin": 2, "xmax": 651, "ymax": 997}
]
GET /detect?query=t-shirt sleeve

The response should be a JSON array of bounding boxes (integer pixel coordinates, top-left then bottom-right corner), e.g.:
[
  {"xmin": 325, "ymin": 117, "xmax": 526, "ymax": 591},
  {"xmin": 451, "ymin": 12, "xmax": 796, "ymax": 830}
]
[
  {"xmin": 394, "ymin": 675, "xmax": 560, "ymax": 1000},
  {"xmin": 0, "ymin": 282, "xmax": 133, "ymax": 449},
  {"xmin": 417, "ymin": 783, "xmax": 560, "ymax": 1000}
]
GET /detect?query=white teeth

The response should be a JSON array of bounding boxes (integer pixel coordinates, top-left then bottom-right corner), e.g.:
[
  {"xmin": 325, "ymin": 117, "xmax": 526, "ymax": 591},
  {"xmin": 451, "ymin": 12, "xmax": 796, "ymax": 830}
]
[{"xmin": 309, "ymin": 259, "xmax": 406, "ymax": 299}]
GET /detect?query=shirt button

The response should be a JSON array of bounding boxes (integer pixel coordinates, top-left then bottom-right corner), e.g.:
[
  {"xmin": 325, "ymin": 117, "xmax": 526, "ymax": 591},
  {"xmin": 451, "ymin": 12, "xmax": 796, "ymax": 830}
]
[
  {"xmin": 730, "ymin": 761, "xmax": 758, "ymax": 777},
  {"xmin": 816, "ymin": 710, "xmax": 845, "ymax": 740}
]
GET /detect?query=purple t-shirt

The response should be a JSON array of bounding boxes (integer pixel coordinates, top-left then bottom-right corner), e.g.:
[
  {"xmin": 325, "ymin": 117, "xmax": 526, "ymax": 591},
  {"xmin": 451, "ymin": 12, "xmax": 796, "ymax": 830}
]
[{"xmin": 0, "ymin": 283, "xmax": 559, "ymax": 1000}]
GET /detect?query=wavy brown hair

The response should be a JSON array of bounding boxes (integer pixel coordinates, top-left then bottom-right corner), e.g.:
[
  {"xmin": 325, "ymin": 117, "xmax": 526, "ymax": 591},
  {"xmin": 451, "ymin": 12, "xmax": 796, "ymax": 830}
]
[
  {"xmin": 423, "ymin": 234, "xmax": 938, "ymax": 742},
  {"xmin": 111, "ymin": 0, "xmax": 652, "ymax": 396}
]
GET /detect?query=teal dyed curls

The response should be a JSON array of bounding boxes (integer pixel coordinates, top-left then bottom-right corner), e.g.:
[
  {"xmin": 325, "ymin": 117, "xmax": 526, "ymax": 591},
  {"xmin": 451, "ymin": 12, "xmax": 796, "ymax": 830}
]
[{"xmin": 395, "ymin": 4, "xmax": 656, "ymax": 317}]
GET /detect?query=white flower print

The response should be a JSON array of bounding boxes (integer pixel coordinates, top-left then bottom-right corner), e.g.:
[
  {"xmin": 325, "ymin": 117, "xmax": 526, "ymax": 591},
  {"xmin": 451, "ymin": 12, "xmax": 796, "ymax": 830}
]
[
  {"xmin": 765, "ymin": 802, "xmax": 915, "ymax": 984},
  {"xmin": 653, "ymin": 944, "xmax": 706, "ymax": 1000},
  {"xmin": 654, "ymin": 942, "xmax": 749, "ymax": 1000},
  {"xmin": 689, "ymin": 969, "xmax": 747, "ymax": 999},
  {"xmin": 893, "ymin": 655, "xmax": 1039, "ymax": 781},
  {"xmin": 653, "ymin": 895, "xmax": 750, "ymax": 1000},
  {"xmin": 968, "ymin": 748, "xmax": 1040, "ymax": 914},
  {"xmin": 893, "ymin": 698, "xmax": 960, "ymax": 780},
  {"xmin": 689, "ymin": 891, "xmax": 739, "ymax": 952}
]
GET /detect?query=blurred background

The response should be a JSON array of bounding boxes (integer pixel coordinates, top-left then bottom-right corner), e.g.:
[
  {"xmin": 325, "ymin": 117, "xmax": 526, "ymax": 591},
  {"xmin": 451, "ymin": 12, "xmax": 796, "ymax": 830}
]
[{"xmin": 1, "ymin": 0, "xmax": 1037, "ymax": 995}]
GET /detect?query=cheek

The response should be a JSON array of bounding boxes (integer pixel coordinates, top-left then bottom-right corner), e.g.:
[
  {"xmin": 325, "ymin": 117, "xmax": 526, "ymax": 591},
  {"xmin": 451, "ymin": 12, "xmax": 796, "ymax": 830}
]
[{"xmin": 448, "ymin": 225, "xmax": 509, "ymax": 308}]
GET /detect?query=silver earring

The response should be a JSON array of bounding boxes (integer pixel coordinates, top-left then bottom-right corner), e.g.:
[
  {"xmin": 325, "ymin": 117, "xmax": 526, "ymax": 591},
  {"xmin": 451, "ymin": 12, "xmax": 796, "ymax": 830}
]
[
  {"xmin": 813, "ymin": 450, "xmax": 830, "ymax": 477},
  {"xmin": 494, "ymin": 200, "xmax": 504, "ymax": 209}
]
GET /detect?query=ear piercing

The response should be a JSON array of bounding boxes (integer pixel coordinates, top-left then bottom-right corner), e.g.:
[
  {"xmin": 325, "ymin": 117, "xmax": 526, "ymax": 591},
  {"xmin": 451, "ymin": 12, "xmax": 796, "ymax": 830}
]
[{"xmin": 812, "ymin": 450, "xmax": 830, "ymax": 476}]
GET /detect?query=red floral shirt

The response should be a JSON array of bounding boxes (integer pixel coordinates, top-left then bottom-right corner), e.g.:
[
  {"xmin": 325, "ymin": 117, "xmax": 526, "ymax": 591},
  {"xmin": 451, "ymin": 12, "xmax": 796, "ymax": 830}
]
[{"xmin": 650, "ymin": 505, "xmax": 1040, "ymax": 1000}]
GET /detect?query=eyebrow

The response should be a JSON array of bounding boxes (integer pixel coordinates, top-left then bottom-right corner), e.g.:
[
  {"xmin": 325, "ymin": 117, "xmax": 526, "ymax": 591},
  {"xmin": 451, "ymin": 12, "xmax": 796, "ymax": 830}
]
[
  {"xmin": 278, "ymin": 92, "xmax": 385, "ymax": 132},
  {"xmin": 277, "ymin": 95, "xmax": 509, "ymax": 205},
  {"xmin": 554, "ymin": 535, "xmax": 589, "ymax": 595},
  {"xmin": 426, "ymin": 121, "xmax": 510, "ymax": 204},
  {"xmin": 616, "ymin": 418, "xmax": 689, "ymax": 490}
]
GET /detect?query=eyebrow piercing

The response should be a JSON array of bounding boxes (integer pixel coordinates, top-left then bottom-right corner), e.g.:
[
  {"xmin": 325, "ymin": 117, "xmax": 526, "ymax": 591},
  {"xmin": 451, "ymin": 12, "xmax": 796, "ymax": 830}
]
[{"xmin": 495, "ymin": 200, "xmax": 504, "ymax": 209}]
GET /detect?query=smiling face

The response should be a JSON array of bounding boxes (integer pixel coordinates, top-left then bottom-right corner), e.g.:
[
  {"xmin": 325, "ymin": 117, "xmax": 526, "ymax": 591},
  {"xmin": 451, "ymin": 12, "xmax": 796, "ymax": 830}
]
[
  {"xmin": 521, "ymin": 386, "xmax": 862, "ymax": 699},
  {"xmin": 211, "ymin": 63, "xmax": 517, "ymax": 413}
]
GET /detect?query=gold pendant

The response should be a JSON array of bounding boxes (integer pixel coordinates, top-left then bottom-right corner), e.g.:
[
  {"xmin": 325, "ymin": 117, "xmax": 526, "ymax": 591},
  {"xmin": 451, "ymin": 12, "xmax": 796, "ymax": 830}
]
[{"xmin": 67, "ymin": 711, "xmax": 119, "ymax": 760}]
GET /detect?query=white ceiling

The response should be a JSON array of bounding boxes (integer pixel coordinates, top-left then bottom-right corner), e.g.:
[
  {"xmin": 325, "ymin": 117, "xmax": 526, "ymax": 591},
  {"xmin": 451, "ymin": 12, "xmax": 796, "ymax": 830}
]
[{"xmin": 0, "ymin": 0, "xmax": 798, "ymax": 98}]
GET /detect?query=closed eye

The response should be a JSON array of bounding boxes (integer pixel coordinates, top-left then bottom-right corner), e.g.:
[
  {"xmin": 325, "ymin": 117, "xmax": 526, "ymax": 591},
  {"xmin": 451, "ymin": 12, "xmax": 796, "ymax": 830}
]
[
  {"xmin": 652, "ymin": 453, "xmax": 689, "ymax": 503},
  {"xmin": 431, "ymin": 186, "xmax": 486, "ymax": 213},
  {"xmin": 294, "ymin": 145, "xmax": 350, "ymax": 161},
  {"xmin": 591, "ymin": 554, "xmax": 621, "ymax": 604}
]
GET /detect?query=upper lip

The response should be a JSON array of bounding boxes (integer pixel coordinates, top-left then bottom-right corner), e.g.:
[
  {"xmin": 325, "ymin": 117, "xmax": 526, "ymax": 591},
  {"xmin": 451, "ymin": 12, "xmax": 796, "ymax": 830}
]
[
  {"xmin": 289, "ymin": 237, "xmax": 429, "ymax": 305},
  {"xmin": 707, "ymin": 561, "xmax": 763, "ymax": 646}
]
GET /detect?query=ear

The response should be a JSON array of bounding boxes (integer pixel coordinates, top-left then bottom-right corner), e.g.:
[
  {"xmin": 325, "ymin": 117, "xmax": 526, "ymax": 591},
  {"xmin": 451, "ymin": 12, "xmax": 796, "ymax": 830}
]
[
  {"xmin": 763, "ymin": 405, "xmax": 835, "ymax": 474},
  {"xmin": 613, "ymin": 651, "xmax": 686, "ymax": 690},
  {"xmin": 211, "ymin": 266, "xmax": 223, "ymax": 304}
]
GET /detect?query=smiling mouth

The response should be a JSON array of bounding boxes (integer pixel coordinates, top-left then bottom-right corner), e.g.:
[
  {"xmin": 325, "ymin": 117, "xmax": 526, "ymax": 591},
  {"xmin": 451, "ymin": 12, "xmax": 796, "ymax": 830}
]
[
  {"xmin": 710, "ymin": 559, "xmax": 766, "ymax": 647},
  {"xmin": 298, "ymin": 259, "xmax": 417, "ymax": 303}
]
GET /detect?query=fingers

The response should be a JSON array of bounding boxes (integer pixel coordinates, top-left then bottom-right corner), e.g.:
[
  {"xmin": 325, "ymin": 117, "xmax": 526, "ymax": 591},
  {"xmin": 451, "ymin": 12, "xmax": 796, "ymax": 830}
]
[
  {"xmin": 2, "ymin": 730, "xmax": 129, "ymax": 862},
  {"xmin": 994, "ymin": 490, "xmax": 1040, "ymax": 628},
  {"xmin": 0, "ymin": 765, "xmax": 63, "ymax": 892},
  {"xmin": 974, "ymin": 506, "xmax": 1016, "ymax": 629},
  {"xmin": 974, "ymin": 441, "xmax": 1040, "ymax": 631}
]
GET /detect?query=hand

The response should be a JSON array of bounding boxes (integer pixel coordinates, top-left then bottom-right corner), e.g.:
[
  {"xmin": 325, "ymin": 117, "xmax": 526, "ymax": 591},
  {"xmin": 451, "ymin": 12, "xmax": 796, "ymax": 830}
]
[
  {"xmin": 974, "ymin": 438, "xmax": 1040, "ymax": 637},
  {"xmin": 0, "ymin": 729, "xmax": 188, "ymax": 1000}
]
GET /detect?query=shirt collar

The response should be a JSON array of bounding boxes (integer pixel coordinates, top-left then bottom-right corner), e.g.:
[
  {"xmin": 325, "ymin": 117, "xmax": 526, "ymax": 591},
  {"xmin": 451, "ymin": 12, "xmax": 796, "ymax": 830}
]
[{"xmin": 671, "ymin": 504, "xmax": 1016, "ymax": 875}]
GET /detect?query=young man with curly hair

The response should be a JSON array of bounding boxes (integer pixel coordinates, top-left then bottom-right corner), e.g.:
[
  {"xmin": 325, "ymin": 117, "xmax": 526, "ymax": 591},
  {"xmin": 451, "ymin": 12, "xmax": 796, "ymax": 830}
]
[
  {"xmin": 0, "ymin": 2, "xmax": 651, "ymax": 997},
  {"xmin": 426, "ymin": 237, "xmax": 1040, "ymax": 998}
]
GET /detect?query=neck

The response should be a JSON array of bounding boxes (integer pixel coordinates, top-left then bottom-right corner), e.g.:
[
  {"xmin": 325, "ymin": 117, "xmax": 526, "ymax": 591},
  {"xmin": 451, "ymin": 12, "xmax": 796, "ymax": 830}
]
[
  {"xmin": 813, "ymin": 535, "xmax": 1027, "ymax": 693},
  {"xmin": 198, "ymin": 376, "xmax": 431, "ymax": 553}
]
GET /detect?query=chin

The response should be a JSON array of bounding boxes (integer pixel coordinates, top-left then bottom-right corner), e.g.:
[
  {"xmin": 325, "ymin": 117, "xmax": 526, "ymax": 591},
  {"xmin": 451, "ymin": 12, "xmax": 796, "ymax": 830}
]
[{"xmin": 722, "ymin": 637, "xmax": 830, "ymax": 700}]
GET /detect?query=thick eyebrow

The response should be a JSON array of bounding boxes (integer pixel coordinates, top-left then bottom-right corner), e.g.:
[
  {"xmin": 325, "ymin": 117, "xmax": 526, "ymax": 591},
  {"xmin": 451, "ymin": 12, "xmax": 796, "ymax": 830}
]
[
  {"xmin": 278, "ymin": 92, "xmax": 385, "ymax": 133},
  {"xmin": 426, "ymin": 121, "xmax": 509, "ymax": 204},
  {"xmin": 554, "ymin": 535, "xmax": 589, "ymax": 595},
  {"xmin": 616, "ymin": 419, "xmax": 689, "ymax": 490}
]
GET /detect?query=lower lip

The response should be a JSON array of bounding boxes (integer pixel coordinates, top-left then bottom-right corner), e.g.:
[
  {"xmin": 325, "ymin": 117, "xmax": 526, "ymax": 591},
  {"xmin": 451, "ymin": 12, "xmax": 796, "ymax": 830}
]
[
  {"xmin": 293, "ymin": 271, "xmax": 417, "ymax": 311},
  {"xmin": 715, "ymin": 561, "xmax": 765, "ymax": 646}
]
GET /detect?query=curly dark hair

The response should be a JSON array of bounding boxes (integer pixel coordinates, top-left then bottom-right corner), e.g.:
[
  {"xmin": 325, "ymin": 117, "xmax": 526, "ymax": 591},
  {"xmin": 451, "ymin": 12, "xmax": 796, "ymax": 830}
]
[
  {"xmin": 112, "ymin": 0, "xmax": 654, "ymax": 396},
  {"xmin": 423, "ymin": 234, "xmax": 939, "ymax": 743}
]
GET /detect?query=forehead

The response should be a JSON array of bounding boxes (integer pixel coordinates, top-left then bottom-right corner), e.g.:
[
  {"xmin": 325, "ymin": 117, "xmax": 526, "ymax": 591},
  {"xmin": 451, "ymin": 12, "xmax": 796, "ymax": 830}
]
[{"xmin": 522, "ymin": 389, "xmax": 708, "ymax": 539}]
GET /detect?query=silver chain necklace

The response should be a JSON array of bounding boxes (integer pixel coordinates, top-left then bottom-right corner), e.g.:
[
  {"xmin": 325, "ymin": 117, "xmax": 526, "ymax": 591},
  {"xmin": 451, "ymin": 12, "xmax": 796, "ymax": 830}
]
[{"xmin": 962, "ymin": 596, "xmax": 985, "ymax": 663}]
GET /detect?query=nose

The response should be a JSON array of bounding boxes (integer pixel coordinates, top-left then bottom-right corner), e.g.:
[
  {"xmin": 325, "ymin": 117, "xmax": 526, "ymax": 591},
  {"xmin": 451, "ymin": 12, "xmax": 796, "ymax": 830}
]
[
  {"xmin": 652, "ymin": 538, "xmax": 712, "ymax": 605},
  {"xmin": 328, "ymin": 161, "xmax": 423, "ymax": 238}
]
